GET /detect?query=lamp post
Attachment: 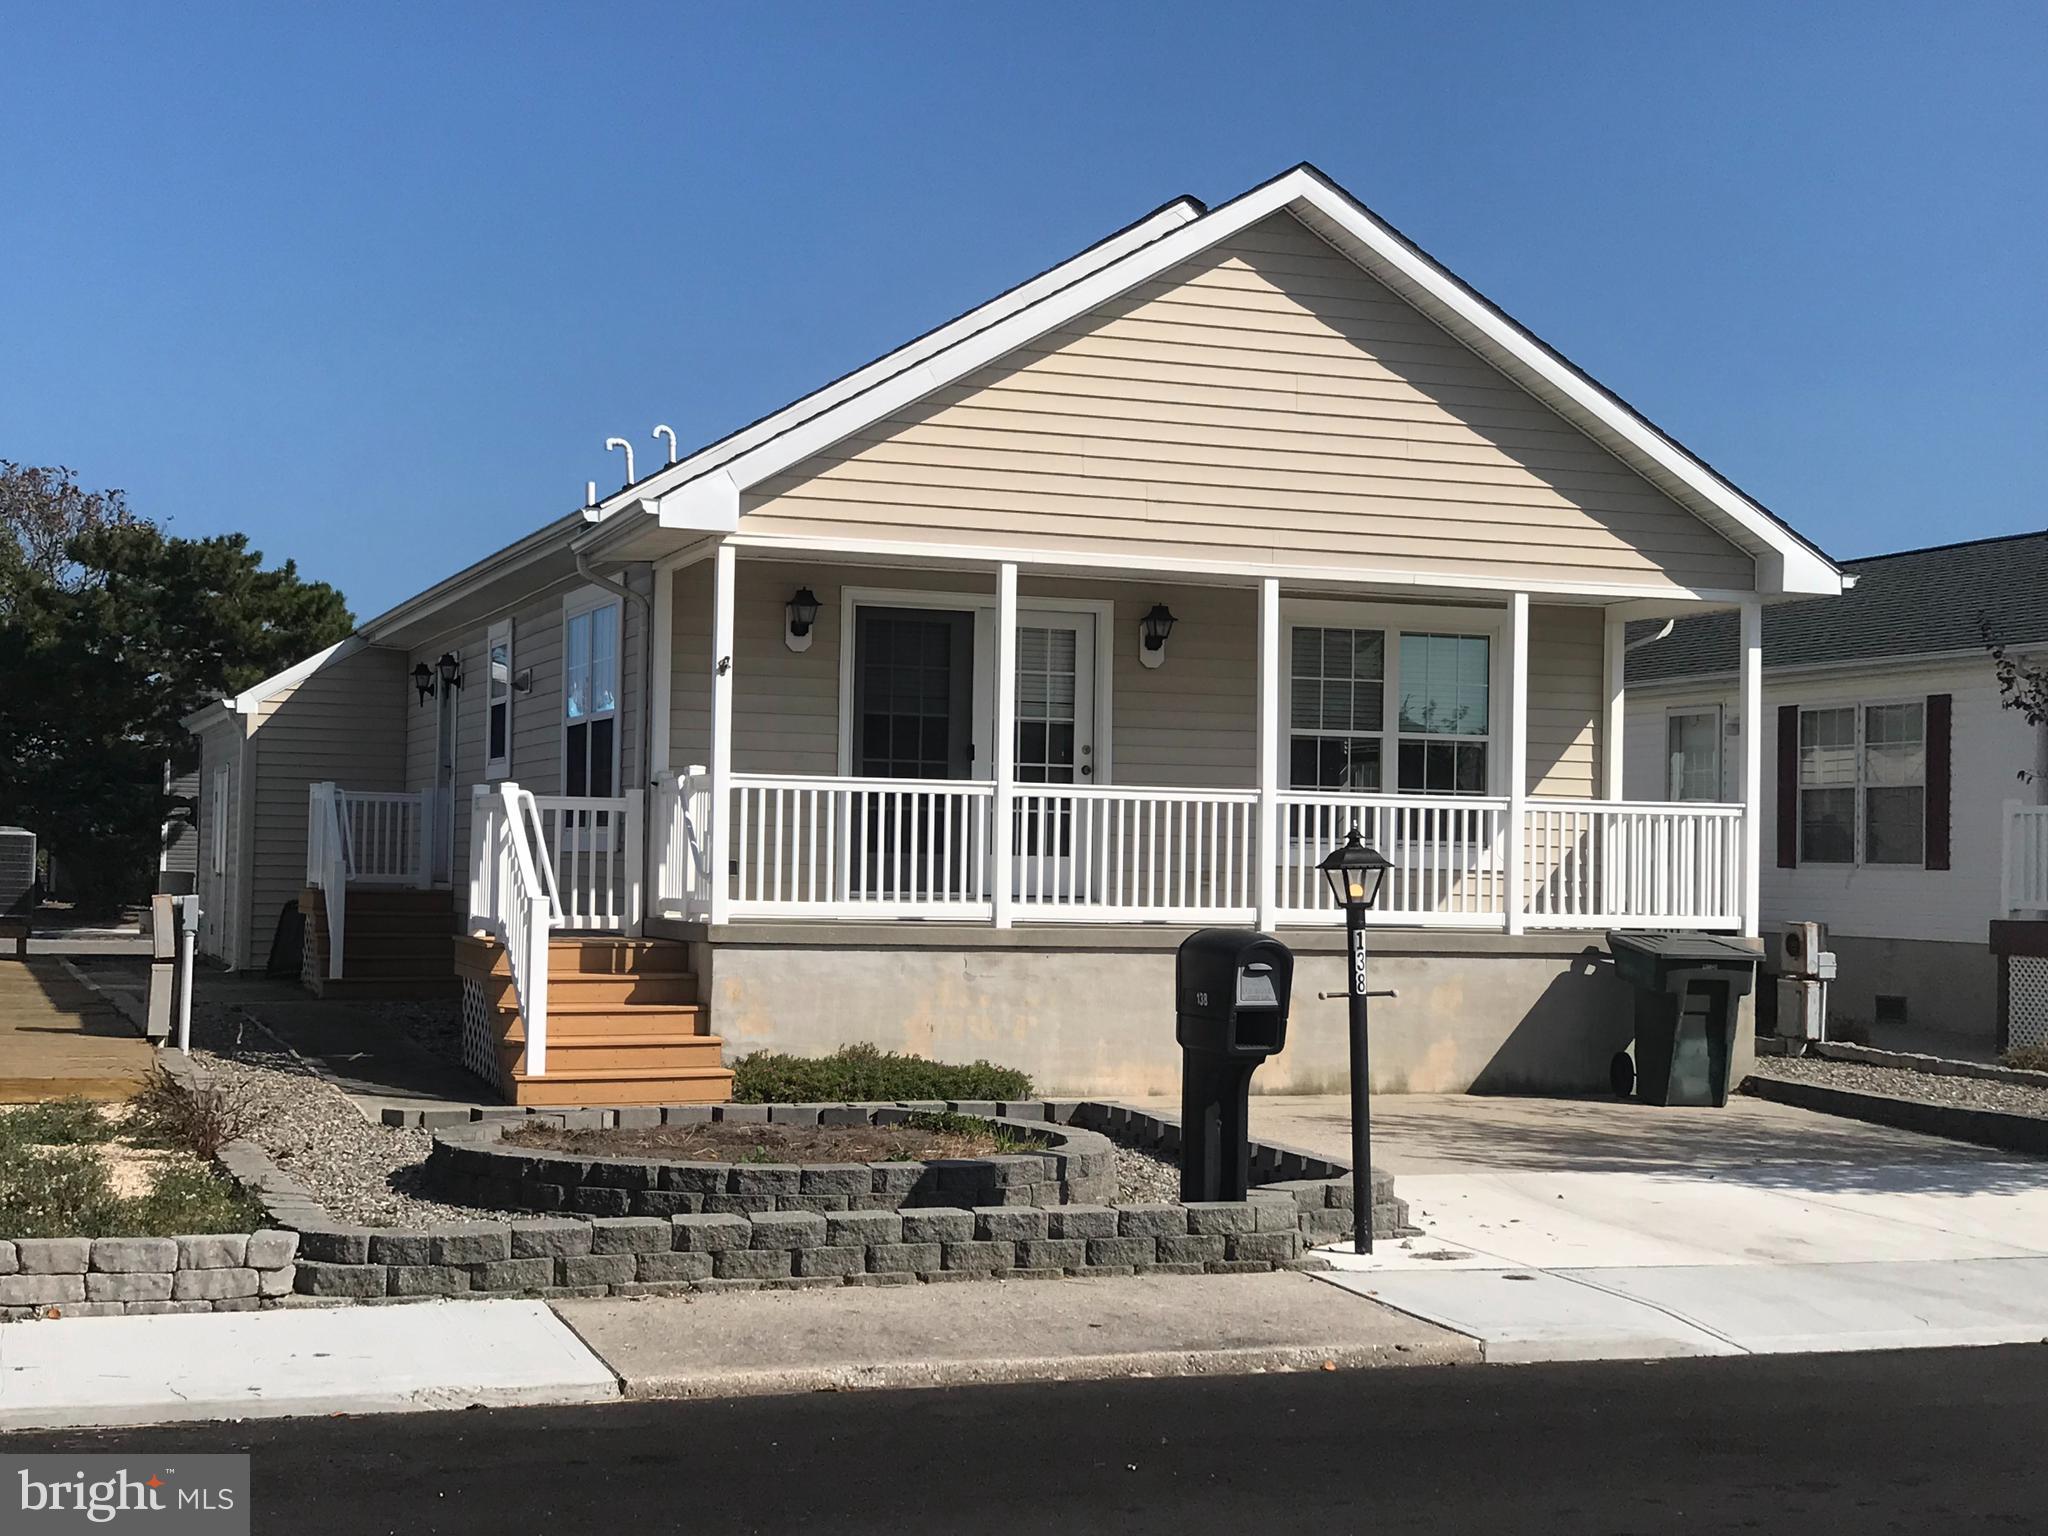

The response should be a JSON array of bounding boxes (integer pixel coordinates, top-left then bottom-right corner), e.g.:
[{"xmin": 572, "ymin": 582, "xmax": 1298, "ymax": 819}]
[{"xmin": 1317, "ymin": 827, "xmax": 1391, "ymax": 1254}]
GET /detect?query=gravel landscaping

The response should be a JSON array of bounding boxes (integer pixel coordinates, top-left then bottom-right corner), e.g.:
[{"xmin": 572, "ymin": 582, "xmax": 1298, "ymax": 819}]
[
  {"xmin": 1113, "ymin": 1144, "xmax": 1181, "ymax": 1203},
  {"xmin": 1750, "ymin": 1054, "xmax": 2048, "ymax": 1120},
  {"xmin": 186, "ymin": 1008, "xmax": 496, "ymax": 1227}
]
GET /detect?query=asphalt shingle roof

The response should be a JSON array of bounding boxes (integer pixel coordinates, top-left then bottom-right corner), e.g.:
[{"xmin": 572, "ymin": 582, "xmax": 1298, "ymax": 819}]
[{"xmin": 1625, "ymin": 530, "xmax": 2048, "ymax": 685}]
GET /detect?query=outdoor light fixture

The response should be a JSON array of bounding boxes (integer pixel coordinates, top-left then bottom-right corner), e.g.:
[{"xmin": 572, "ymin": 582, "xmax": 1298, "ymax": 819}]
[
  {"xmin": 1317, "ymin": 827, "xmax": 1393, "ymax": 1255},
  {"xmin": 435, "ymin": 652, "xmax": 463, "ymax": 692},
  {"xmin": 411, "ymin": 662, "xmax": 434, "ymax": 706},
  {"xmin": 1137, "ymin": 602, "xmax": 1178, "ymax": 669},
  {"xmin": 785, "ymin": 587, "xmax": 820, "ymax": 653}
]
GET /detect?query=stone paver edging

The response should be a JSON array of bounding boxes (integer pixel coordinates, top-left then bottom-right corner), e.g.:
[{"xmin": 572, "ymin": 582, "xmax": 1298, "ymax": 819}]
[{"xmin": 1743, "ymin": 1073, "xmax": 2048, "ymax": 1156}]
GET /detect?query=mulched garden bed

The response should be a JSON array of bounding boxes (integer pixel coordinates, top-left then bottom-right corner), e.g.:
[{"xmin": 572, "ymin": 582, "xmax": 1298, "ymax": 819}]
[{"xmin": 502, "ymin": 1117, "xmax": 1044, "ymax": 1162}]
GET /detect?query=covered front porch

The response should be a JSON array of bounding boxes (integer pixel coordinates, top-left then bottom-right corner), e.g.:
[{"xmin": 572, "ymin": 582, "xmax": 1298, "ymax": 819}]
[{"xmin": 641, "ymin": 542, "xmax": 1764, "ymax": 939}]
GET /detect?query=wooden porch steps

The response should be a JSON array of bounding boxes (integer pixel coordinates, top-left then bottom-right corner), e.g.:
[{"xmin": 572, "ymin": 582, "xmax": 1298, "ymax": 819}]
[
  {"xmin": 451, "ymin": 933, "xmax": 733, "ymax": 1108},
  {"xmin": 300, "ymin": 886, "xmax": 457, "ymax": 1000}
]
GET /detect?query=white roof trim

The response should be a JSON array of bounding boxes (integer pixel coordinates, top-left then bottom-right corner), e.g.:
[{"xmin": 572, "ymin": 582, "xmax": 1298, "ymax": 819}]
[
  {"xmin": 574, "ymin": 196, "xmax": 1204, "ymax": 535},
  {"xmin": 609, "ymin": 165, "xmax": 1837, "ymax": 599},
  {"xmin": 180, "ymin": 635, "xmax": 367, "ymax": 731}
]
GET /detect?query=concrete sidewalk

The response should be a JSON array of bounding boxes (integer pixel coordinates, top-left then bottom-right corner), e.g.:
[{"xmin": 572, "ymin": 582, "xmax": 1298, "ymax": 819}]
[{"xmin": 555, "ymin": 1271, "xmax": 1474, "ymax": 1399}]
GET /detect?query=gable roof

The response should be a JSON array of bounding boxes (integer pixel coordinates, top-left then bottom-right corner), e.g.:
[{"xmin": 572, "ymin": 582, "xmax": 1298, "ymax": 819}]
[
  {"xmin": 1626, "ymin": 530, "xmax": 2048, "ymax": 685},
  {"xmin": 576, "ymin": 162, "xmax": 1841, "ymax": 597}
]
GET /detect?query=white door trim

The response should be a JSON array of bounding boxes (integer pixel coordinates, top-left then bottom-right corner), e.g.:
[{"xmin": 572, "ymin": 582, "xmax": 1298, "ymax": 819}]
[{"xmin": 834, "ymin": 584, "xmax": 1114, "ymax": 783}]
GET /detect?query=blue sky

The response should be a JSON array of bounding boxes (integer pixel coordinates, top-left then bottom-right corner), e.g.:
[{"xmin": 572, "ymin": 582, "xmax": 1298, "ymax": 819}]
[{"xmin": 3, "ymin": 2, "xmax": 2042, "ymax": 619}]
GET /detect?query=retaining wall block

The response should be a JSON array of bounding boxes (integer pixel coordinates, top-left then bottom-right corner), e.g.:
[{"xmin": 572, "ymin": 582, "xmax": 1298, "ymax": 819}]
[
  {"xmin": 1158, "ymin": 1234, "xmax": 1229, "ymax": 1266},
  {"xmin": 432, "ymin": 1224, "xmax": 513, "ymax": 1266},
  {"xmin": 749, "ymin": 1210, "xmax": 827, "ymax": 1250},
  {"xmin": 671, "ymin": 1214, "xmax": 753, "ymax": 1253},
  {"xmin": 1047, "ymin": 1206, "xmax": 1118, "ymax": 1241},
  {"xmin": 472, "ymin": 1257, "xmax": 556, "ymax": 1292},
  {"xmin": 1085, "ymin": 1237, "xmax": 1156, "ymax": 1269},
  {"xmin": 636, "ymin": 1251, "xmax": 714, "ymax": 1283},
  {"xmin": 590, "ymin": 1217, "xmax": 671, "ymax": 1255},
  {"xmin": 1226, "ymin": 1231, "xmax": 1303, "ymax": 1264},
  {"xmin": 171, "ymin": 1267, "xmax": 260, "ymax": 1301},
  {"xmin": 295, "ymin": 1261, "xmax": 387, "ymax": 1299},
  {"xmin": 86, "ymin": 1271, "xmax": 174, "ymax": 1304},
  {"xmin": 386, "ymin": 1265, "xmax": 468, "ymax": 1298},
  {"xmin": 559, "ymin": 1253, "xmax": 636, "ymax": 1287},
  {"xmin": 714, "ymin": 1247, "xmax": 793, "ymax": 1280},
  {"xmin": 90, "ymin": 1237, "xmax": 179, "ymax": 1273},
  {"xmin": 799, "ymin": 1163, "xmax": 870, "ymax": 1197},
  {"xmin": 825, "ymin": 1210, "xmax": 903, "ymax": 1247},
  {"xmin": 794, "ymin": 1245, "xmax": 866, "ymax": 1278},
  {"xmin": 14, "ymin": 1238, "xmax": 91, "ymax": 1274},
  {"xmin": 941, "ymin": 1240, "xmax": 1014, "ymax": 1273},
  {"xmin": 367, "ymin": 1232, "xmax": 433, "ymax": 1266},
  {"xmin": 1182, "ymin": 1202, "xmax": 1259, "ymax": 1236},
  {"xmin": 729, "ymin": 1164, "xmax": 802, "ymax": 1198},
  {"xmin": 866, "ymin": 1242, "xmax": 942, "ymax": 1274},
  {"xmin": 0, "ymin": 1241, "xmax": 15, "ymax": 1275},
  {"xmin": 1117, "ymin": 1204, "xmax": 1186, "ymax": 1239},
  {"xmin": 973, "ymin": 1207, "xmax": 1049, "ymax": 1242},
  {"xmin": 510, "ymin": 1219, "xmax": 593, "ymax": 1259},
  {"xmin": 245, "ymin": 1230, "xmax": 300, "ymax": 1268},
  {"xmin": 661, "ymin": 1163, "xmax": 731, "ymax": 1195},
  {"xmin": 900, "ymin": 1208, "xmax": 974, "ymax": 1245},
  {"xmin": 1015, "ymin": 1238, "xmax": 1086, "ymax": 1271}
]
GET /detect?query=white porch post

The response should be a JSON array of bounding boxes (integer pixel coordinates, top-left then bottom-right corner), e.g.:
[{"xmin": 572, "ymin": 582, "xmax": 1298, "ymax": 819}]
[
  {"xmin": 992, "ymin": 562, "xmax": 1018, "ymax": 929},
  {"xmin": 1602, "ymin": 612, "xmax": 1626, "ymax": 801},
  {"xmin": 1256, "ymin": 577, "xmax": 1280, "ymax": 931},
  {"xmin": 649, "ymin": 561, "xmax": 674, "ymax": 784},
  {"xmin": 707, "ymin": 543, "xmax": 736, "ymax": 927},
  {"xmin": 1505, "ymin": 592, "xmax": 1530, "ymax": 936},
  {"xmin": 1739, "ymin": 598, "xmax": 1764, "ymax": 939}
]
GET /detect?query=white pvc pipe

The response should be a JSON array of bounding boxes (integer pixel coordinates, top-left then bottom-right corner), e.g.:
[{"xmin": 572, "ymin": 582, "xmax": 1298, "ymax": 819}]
[
  {"xmin": 605, "ymin": 436, "xmax": 636, "ymax": 487},
  {"xmin": 175, "ymin": 896, "xmax": 197, "ymax": 1054},
  {"xmin": 652, "ymin": 424, "xmax": 678, "ymax": 464}
]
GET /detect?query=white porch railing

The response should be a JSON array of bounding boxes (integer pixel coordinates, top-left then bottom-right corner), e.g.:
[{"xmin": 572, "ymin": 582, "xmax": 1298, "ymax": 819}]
[
  {"xmin": 729, "ymin": 773, "xmax": 996, "ymax": 918},
  {"xmin": 305, "ymin": 783, "xmax": 436, "ymax": 978},
  {"xmin": 652, "ymin": 767, "xmax": 715, "ymax": 922},
  {"xmin": 1013, "ymin": 785, "xmax": 1258, "ymax": 921},
  {"xmin": 662, "ymin": 776, "xmax": 1748, "ymax": 932},
  {"xmin": 1276, "ymin": 793, "xmax": 1510, "ymax": 926},
  {"xmin": 468, "ymin": 783, "xmax": 563, "ymax": 1077},
  {"xmin": 305, "ymin": 783, "xmax": 351, "ymax": 978},
  {"xmin": 529, "ymin": 791, "xmax": 643, "ymax": 933},
  {"xmin": 1523, "ymin": 800, "xmax": 1745, "ymax": 930},
  {"xmin": 2005, "ymin": 800, "xmax": 2048, "ymax": 914}
]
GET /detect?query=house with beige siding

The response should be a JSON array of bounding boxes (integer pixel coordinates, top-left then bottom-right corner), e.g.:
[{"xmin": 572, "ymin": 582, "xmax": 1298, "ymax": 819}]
[{"xmin": 185, "ymin": 163, "xmax": 1843, "ymax": 1106}]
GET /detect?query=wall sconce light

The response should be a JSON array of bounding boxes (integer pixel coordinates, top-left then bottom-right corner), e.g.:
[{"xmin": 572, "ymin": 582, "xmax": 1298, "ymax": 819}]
[
  {"xmin": 785, "ymin": 587, "xmax": 821, "ymax": 653},
  {"xmin": 512, "ymin": 667, "xmax": 534, "ymax": 694},
  {"xmin": 1138, "ymin": 603, "xmax": 1178, "ymax": 669},
  {"xmin": 411, "ymin": 662, "xmax": 434, "ymax": 706},
  {"xmin": 435, "ymin": 652, "xmax": 463, "ymax": 692}
]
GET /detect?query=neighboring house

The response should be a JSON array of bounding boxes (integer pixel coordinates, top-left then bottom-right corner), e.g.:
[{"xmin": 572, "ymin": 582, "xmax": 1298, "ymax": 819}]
[
  {"xmin": 185, "ymin": 163, "xmax": 1845, "ymax": 1103},
  {"xmin": 1624, "ymin": 531, "xmax": 2048, "ymax": 1048},
  {"xmin": 159, "ymin": 761, "xmax": 201, "ymax": 894}
]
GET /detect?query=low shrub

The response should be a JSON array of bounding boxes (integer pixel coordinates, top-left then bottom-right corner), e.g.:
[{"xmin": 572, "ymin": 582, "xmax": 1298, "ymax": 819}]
[
  {"xmin": 0, "ymin": 1141, "xmax": 264, "ymax": 1239},
  {"xmin": 2003, "ymin": 1045, "xmax": 2048, "ymax": 1074},
  {"xmin": 731, "ymin": 1042, "xmax": 1032, "ymax": 1105},
  {"xmin": 0, "ymin": 1097, "xmax": 113, "ymax": 1149},
  {"xmin": 128, "ymin": 1067, "xmax": 262, "ymax": 1160}
]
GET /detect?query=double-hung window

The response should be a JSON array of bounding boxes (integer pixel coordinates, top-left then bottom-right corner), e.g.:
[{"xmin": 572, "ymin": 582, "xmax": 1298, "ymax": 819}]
[
  {"xmin": 563, "ymin": 596, "xmax": 620, "ymax": 800},
  {"xmin": 1287, "ymin": 619, "xmax": 1492, "ymax": 796},
  {"xmin": 484, "ymin": 619, "xmax": 513, "ymax": 780},
  {"xmin": 1797, "ymin": 702, "xmax": 1924, "ymax": 866}
]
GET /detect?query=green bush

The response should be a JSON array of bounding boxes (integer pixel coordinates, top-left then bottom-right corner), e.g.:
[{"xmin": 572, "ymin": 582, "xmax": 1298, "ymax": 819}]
[
  {"xmin": 731, "ymin": 1042, "xmax": 1032, "ymax": 1104},
  {"xmin": 0, "ymin": 1097, "xmax": 113, "ymax": 1148},
  {"xmin": 0, "ymin": 1143, "xmax": 265, "ymax": 1239}
]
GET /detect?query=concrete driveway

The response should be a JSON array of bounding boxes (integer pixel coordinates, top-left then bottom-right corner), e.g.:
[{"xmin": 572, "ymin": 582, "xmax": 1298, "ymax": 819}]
[{"xmin": 1136, "ymin": 1091, "xmax": 2048, "ymax": 1360}]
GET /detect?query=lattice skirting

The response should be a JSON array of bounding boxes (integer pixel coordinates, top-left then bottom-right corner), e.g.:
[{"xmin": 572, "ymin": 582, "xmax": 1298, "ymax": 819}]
[
  {"xmin": 460, "ymin": 975, "xmax": 507, "ymax": 1094},
  {"xmin": 2009, "ymin": 956, "xmax": 2048, "ymax": 1052}
]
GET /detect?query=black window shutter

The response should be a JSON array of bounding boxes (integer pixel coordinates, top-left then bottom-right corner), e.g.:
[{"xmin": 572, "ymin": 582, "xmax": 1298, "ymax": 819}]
[
  {"xmin": 1926, "ymin": 693, "xmax": 1952, "ymax": 871},
  {"xmin": 1776, "ymin": 704, "xmax": 1800, "ymax": 868}
]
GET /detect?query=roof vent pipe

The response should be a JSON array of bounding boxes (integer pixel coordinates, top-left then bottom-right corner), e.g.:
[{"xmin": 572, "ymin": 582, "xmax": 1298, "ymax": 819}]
[
  {"xmin": 652, "ymin": 424, "xmax": 678, "ymax": 465},
  {"xmin": 585, "ymin": 481, "xmax": 598, "ymax": 509},
  {"xmin": 605, "ymin": 437, "xmax": 636, "ymax": 489}
]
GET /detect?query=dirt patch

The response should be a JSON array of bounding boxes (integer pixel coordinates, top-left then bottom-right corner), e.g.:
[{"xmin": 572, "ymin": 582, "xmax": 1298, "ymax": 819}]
[{"xmin": 503, "ymin": 1117, "xmax": 1043, "ymax": 1162}]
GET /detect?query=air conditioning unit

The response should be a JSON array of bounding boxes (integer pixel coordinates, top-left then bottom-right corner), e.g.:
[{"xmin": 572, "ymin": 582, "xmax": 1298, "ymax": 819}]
[
  {"xmin": 1776, "ymin": 976, "xmax": 1829, "ymax": 1041},
  {"xmin": 0, "ymin": 826, "xmax": 35, "ymax": 914},
  {"xmin": 1772, "ymin": 921, "xmax": 1832, "ymax": 978}
]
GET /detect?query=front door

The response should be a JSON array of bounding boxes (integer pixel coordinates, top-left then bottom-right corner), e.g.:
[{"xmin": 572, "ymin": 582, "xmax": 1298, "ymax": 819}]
[
  {"xmin": 1004, "ymin": 613, "xmax": 1096, "ymax": 898},
  {"xmin": 851, "ymin": 608, "xmax": 976, "ymax": 900}
]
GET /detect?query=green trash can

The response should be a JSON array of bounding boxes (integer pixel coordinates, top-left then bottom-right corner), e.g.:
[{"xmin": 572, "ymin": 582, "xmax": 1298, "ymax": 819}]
[{"xmin": 1605, "ymin": 931, "xmax": 1760, "ymax": 1107}]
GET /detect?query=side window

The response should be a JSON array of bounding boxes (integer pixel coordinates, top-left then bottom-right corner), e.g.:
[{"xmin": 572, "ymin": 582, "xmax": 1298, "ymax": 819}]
[
  {"xmin": 1287, "ymin": 626, "xmax": 1385, "ymax": 790},
  {"xmin": 1797, "ymin": 706, "xmax": 1856, "ymax": 863},
  {"xmin": 1863, "ymin": 702, "xmax": 1925, "ymax": 866},
  {"xmin": 484, "ymin": 619, "xmax": 513, "ymax": 779},
  {"xmin": 1665, "ymin": 709, "xmax": 1722, "ymax": 801},
  {"xmin": 563, "ymin": 599, "xmax": 620, "ymax": 799}
]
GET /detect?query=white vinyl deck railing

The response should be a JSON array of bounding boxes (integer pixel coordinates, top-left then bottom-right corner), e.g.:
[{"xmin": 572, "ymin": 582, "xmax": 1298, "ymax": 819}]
[
  {"xmin": 660, "ymin": 776, "xmax": 1747, "ymax": 932},
  {"xmin": 305, "ymin": 783, "xmax": 436, "ymax": 978},
  {"xmin": 467, "ymin": 783, "xmax": 564, "ymax": 1076},
  {"xmin": 2005, "ymin": 800, "xmax": 2048, "ymax": 914},
  {"xmin": 529, "ymin": 791, "xmax": 643, "ymax": 933}
]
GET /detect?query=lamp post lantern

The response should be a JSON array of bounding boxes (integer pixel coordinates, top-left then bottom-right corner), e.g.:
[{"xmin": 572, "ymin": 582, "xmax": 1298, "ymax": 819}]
[{"xmin": 1317, "ymin": 827, "xmax": 1391, "ymax": 1254}]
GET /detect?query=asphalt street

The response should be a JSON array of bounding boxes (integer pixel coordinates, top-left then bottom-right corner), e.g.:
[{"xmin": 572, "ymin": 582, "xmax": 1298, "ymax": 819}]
[{"xmin": 9, "ymin": 1346, "xmax": 2046, "ymax": 1533}]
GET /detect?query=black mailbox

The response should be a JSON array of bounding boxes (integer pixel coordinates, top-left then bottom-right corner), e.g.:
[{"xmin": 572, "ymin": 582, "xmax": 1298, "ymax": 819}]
[{"xmin": 1176, "ymin": 928, "xmax": 1294, "ymax": 1202}]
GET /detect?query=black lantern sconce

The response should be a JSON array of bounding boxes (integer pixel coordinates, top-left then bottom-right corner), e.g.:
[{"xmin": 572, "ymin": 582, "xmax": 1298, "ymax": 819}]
[
  {"xmin": 785, "ymin": 587, "xmax": 821, "ymax": 653},
  {"xmin": 435, "ymin": 652, "xmax": 463, "ymax": 693},
  {"xmin": 411, "ymin": 662, "xmax": 434, "ymax": 706},
  {"xmin": 1137, "ymin": 602, "xmax": 1178, "ymax": 669},
  {"xmin": 414, "ymin": 653, "xmax": 463, "ymax": 707}
]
